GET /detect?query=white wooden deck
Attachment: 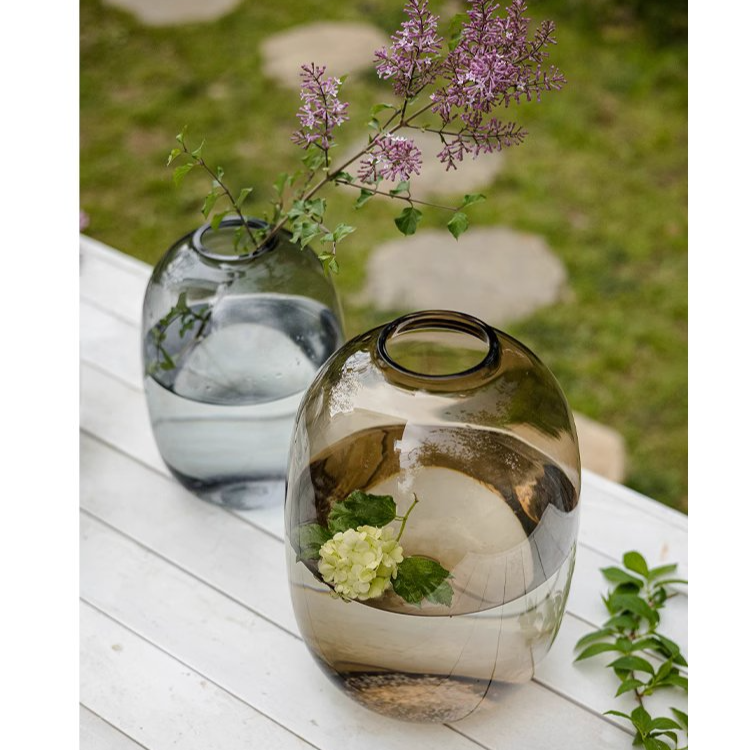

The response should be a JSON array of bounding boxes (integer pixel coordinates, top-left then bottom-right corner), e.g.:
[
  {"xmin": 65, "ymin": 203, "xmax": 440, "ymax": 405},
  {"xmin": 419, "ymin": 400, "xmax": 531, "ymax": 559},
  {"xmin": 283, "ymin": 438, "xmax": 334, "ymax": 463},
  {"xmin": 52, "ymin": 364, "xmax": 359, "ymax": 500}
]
[{"xmin": 79, "ymin": 235, "xmax": 688, "ymax": 749}]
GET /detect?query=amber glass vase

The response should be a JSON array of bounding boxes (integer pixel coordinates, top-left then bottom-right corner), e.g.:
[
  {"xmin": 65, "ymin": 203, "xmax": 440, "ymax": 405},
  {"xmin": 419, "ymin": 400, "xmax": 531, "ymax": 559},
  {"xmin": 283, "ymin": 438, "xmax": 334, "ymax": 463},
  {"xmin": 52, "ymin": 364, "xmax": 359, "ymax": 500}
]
[{"xmin": 285, "ymin": 310, "xmax": 581, "ymax": 722}]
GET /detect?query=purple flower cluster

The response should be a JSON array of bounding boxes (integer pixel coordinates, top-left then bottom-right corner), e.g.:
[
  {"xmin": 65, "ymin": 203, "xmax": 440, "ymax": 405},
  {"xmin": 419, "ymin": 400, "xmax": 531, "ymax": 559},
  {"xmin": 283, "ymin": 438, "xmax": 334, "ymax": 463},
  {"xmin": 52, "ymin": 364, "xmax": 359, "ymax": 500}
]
[
  {"xmin": 291, "ymin": 63, "xmax": 349, "ymax": 151},
  {"xmin": 431, "ymin": 0, "xmax": 565, "ymax": 168},
  {"xmin": 358, "ymin": 135, "xmax": 423, "ymax": 184},
  {"xmin": 374, "ymin": 0, "xmax": 443, "ymax": 97}
]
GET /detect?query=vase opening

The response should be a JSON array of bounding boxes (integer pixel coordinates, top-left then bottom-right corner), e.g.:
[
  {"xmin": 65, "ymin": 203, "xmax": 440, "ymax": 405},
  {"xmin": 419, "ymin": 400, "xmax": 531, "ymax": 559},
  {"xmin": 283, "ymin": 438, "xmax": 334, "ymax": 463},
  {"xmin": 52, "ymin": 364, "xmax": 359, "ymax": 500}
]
[
  {"xmin": 192, "ymin": 216, "xmax": 278, "ymax": 262},
  {"xmin": 376, "ymin": 310, "xmax": 501, "ymax": 387}
]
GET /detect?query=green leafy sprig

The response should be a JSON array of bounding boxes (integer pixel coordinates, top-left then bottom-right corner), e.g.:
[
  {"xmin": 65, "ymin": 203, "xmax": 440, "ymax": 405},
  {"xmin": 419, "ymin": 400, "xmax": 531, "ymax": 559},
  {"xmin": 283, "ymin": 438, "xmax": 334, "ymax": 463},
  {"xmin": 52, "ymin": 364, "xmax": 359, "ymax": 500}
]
[
  {"xmin": 574, "ymin": 551, "xmax": 688, "ymax": 749},
  {"xmin": 146, "ymin": 292, "xmax": 211, "ymax": 375},
  {"xmin": 299, "ymin": 490, "xmax": 454, "ymax": 607}
]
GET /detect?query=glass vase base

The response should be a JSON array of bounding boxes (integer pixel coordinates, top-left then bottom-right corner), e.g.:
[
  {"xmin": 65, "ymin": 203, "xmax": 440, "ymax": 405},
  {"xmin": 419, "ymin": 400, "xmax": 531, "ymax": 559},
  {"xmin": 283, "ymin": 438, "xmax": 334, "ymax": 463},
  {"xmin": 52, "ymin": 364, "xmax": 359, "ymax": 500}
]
[
  {"xmin": 327, "ymin": 670, "xmax": 504, "ymax": 723},
  {"xmin": 168, "ymin": 466, "xmax": 285, "ymax": 510}
]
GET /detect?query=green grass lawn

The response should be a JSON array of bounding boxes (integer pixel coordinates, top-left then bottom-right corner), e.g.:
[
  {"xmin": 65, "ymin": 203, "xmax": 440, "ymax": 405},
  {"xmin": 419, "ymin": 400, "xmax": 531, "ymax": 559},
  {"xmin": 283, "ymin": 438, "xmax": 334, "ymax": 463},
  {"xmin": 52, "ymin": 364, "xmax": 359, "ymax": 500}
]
[{"xmin": 80, "ymin": 0, "xmax": 687, "ymax": 510}]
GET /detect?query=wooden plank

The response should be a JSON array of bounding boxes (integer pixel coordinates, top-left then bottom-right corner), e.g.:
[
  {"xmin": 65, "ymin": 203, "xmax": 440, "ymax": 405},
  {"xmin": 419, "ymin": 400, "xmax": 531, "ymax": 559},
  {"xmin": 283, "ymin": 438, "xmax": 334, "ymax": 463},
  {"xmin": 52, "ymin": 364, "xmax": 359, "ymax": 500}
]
[
  {"xmin": 79, "ymin": 245, "xmax": 149, "ymax": 326},
  {"xmin": 579, "ymin": 486, "xmax": 688, "ymax": 577},
  {"xmin": 81, "ymin": 512, "xmax": 633, "ymax": 749},
  {"xmin": 81, "ymin": 300, "xmax": 143, "ymax": 389},
  {"xmin": 80, "ymin": 706, "xmax": 146, "ymax": 750},
  {"xmin": 80, "ymin": 602, "xmax": 316, "ymax": 750},
  {"xmin": 80, "ymin": 432, "xmax": 297, "ymax": 635}
]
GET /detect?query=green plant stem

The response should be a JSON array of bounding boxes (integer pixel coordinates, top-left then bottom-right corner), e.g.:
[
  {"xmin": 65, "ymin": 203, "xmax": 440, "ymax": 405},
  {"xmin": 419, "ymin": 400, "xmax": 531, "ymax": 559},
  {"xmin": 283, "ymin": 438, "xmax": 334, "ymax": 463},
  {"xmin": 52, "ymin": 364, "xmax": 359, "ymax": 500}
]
[
  {"xmin": 335, "ymin": 180, "xmax": 457, "ymax": 211},
  {"xmin": 396, "ymin": 495, "xmax": 419, "ymax": 542}
]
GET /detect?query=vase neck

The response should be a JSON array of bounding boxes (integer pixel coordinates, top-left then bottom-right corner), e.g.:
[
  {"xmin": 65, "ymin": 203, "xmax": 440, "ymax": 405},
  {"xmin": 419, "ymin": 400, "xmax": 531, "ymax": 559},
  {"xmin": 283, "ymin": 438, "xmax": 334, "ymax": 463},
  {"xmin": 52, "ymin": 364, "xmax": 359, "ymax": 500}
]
[
  {"xmin": 191, "ymin": 216, "xmax": 278, "ymax": 262},
  {"xmin": 375, "ymin": 310, "xmax": 502, "ymax": 392}
]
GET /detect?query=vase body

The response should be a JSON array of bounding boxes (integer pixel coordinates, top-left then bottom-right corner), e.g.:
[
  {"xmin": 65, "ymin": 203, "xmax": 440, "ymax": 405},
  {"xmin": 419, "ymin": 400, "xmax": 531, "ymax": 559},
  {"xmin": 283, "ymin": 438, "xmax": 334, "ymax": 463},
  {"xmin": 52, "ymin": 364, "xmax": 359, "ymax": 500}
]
[
  {"xmin": 285, "ymin": 311, "xmax": 580, "ymax": 722},
  {"xmin": 142, "ymin": 218, "xmax": 344, "ymax": 509}
]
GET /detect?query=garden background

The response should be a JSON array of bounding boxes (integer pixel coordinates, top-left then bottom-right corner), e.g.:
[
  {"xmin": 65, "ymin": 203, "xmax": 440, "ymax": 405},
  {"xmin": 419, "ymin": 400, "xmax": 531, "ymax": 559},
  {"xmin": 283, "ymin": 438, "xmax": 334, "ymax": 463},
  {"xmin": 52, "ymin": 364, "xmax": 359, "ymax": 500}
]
[{"xmin": 80, "ymin": 0, "xmax": 687, "ymax": 510}]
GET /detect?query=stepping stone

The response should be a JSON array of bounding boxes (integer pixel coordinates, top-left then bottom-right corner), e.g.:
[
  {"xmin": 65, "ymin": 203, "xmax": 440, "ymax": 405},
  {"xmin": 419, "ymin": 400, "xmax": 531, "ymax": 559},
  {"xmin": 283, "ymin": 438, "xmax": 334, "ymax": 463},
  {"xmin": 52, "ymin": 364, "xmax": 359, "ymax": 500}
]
[
  {"xmin": 344, "ymin": 130, "xmax": 505, "ymax": 198},
  {"xmin": 573, "ymin": 413, "xmax": 626, "ymax": 483},
  {"xmin": 260, "ymin": 22, "xmax": 389, "ymax": 88},
  {"xmin": 103, "ymin": 0, "xmax": 240, "ymax": 26},
  {"xmin": 358, "ymin": 226, "xmax": 568, "ymax": 325}
]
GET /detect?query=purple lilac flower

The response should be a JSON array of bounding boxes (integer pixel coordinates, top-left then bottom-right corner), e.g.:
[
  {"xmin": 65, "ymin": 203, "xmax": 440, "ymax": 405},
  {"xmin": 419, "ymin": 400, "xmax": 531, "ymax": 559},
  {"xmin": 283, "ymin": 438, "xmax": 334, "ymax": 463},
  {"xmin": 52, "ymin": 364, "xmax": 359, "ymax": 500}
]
[
  {"xmin": 374, "ymin": 0, "xmax": 443, "ymax": 97},
  {"xmin": 291, "ymin": 63, "xmax": 349, "ymax": 151},
  {"xmin": 430, "ymin": 0, "xmax": 565, "ymax": 167},
  {"xmin": 358, "ymin": 135, "xmax": 423, "ymax": 184}
]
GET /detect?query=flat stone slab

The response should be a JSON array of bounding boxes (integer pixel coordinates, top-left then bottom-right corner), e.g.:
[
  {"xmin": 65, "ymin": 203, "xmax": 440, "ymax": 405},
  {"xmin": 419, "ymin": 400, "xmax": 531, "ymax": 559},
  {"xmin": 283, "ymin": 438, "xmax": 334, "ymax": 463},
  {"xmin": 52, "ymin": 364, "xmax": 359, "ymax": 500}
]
[
  {"xmin": 344, "ymin": 130, "xmax": 505, "ymax": 198},
  {"xmin": 573, "ymin": 413, "xmax": 626, "ymax": 483},
  {"xmin": 260, "ymin": 22, "xmax": 389, "ymax": 88},
  {"xmin": 358, "ymin": 226, "xmax": 568, "ymax": 325},
  {"xmin": 103, "ymin": 0, "xmax": 240, "ymax": 26}
]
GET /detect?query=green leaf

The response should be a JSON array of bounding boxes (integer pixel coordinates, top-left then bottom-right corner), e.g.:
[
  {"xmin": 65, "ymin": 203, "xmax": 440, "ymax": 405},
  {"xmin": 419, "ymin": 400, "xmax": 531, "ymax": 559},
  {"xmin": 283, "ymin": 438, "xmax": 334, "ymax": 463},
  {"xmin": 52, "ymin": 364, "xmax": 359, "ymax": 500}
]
[
  {"xmin": 335, "ymin": 170, "xmax": 354, "ymax": 183},
  {"xmin": 604, "ymin": 710, "xmax": 631, "ymax": 720},
  {"xmin": 426, "ymin": 579, "xmax": 454, "ymax": 606},
  {"xmin": 661, "ymin": 673, "xmax": 688, "ymax": 690},
  {"xmin": 332, "ymin": 223, "xmax": 355, "ymax": 242},
  {"xmin": 273, "ymin": 173, "xmax": 289, "ymax": 195},
  {"xmin": 175, "ymin": 126, "xmax": 187, "ymax": 144},
  {"xmin": 367, "ymin": 117, "xmax": 381, "ymax": 131},
  {"xmin": 447, "ymin": 13, "xmax": 469, "ymax": 51},
  {"xmin": 210, "ymin": 210, "xmax": 229, "ymax": 232},
  {"xmin": 305, "ymin": 197, "xmax": 326, "ymax": 221},
  {"xmin": 608, "ymin": 593, "xmax": 659, "ymax": 626},
  {"xmin": 201, "ymin": 190, "xmax": 219, "ymax": 218},
  {"xmin": 623, "ymin": 551, "xmax": 650, "ymax": 577},
  {"xmin": 601, "ymin": 566, "xmax": 645, "ymax": 587},
  {"xmin": 642, "ymin": 739, "xmax": 668, "ymax": 750},
  {"xmin": 389, "ymin": 180, "xmax": 410, "ymax": 196},
  {"xmin": 654, "ymin": 659, "xmax": 674, "ymax": 682},
  {"xmin": 392, "ymin": 556, "xmax": 452, "ymax": 606},
  {"xmin": 648, "ymin": 718, "xmax": 681, "ymax": 731},
  {"xmin": 236, "ymin": 187, "xmax": 253, "ymax": 209},
  {"xmin": 615, "ymin": 678, "xmax": 644, "ymax": 697},
  {"xmin": 574, "ymin": 628, "xmax": 613, "ymax": 649},
  {"xmin": 670, "ymin": 707, "xmax": 688, "ymax": 730},
  {"xmin": 631, "ymin": 706, "xmax": 653, "ymax": 734},
  {"xmin": 302, "ymin": 150, "xmax": 326, "ymax": 172},
  {"xmin": 371, "ymin": 102, "xmax": 396, "ymax": 116},
  {"xmin": 604, "ymin": 614, "xmax": 638, "ymax": 631},
  {"xmin": 607, "ymin": 655, "xmax": 656, "ymax": 675},
  {"xmin": 575, "ymin": 642, "xmax": 626, "ymax": 661},
  {"xmin": 447, "ymin": 211, "xmax": 469, "ymax": 239},
  {"xmin": 656, "ymin": 578, "xmax": 688, "ymax": 587},
  {"xmin": 648, "ymin": 563, "xmax": 678, "ymax": 579},
  {"xmin": 394, "ymin": 206, "xmax": 422, "ymax": 235},
  {"xmin": 354, "ymin": 189, "xmax": 375, "ymax": 209},
  {"xmin": 327, "ymin": 490, "xmax": 397, "ymax": 534},
  {"xmin": 172, "ymin": 162, "xmax": 194, "ymax": 186},
  {"xmin": 298, "ymin": 523, "xmax": 333, "ymax": 561},
  {"xmin": 191, "ymin": 139, "xmax": 205, "ymax": 159},
  {"xmin": 459, "ymin": 193, "xmax": 486, "ymax": 209},
  {"xmin": 167, "ymin": 148, "xmax": 181, "ymax": 166}
]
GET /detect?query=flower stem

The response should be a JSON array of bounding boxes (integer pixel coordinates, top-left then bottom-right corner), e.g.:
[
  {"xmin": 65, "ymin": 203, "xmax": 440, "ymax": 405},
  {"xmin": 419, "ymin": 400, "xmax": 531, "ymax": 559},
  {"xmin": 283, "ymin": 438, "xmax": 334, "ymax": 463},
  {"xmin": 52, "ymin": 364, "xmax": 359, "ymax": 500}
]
[{"xmin": 396, "ymin": 494, "xmax": 419, "ymax": 542}]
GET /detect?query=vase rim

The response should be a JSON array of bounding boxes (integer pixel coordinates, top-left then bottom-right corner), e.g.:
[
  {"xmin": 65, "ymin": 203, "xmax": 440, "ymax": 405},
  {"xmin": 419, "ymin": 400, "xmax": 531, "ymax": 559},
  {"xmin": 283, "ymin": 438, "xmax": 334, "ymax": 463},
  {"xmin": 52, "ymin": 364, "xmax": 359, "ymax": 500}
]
[
  {"xmin": 192, "ymin": 216, "xmax": 279, "ymax": 262},
  {"xmin": 375, "ymin": 310, "xmax": 502, "ymax": 390}
]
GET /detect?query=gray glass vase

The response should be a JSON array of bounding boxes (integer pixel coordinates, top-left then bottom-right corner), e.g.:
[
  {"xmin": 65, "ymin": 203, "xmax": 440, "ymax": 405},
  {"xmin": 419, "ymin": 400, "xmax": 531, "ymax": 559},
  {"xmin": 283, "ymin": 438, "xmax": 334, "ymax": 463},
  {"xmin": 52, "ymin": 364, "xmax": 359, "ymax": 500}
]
[
  {"xmin": 286, "ymin": 310, "xmax": 580, "ymax": 722},
  {"xmin": 142, "ymin": 217, "xmax": 344, "ymax": 509}
]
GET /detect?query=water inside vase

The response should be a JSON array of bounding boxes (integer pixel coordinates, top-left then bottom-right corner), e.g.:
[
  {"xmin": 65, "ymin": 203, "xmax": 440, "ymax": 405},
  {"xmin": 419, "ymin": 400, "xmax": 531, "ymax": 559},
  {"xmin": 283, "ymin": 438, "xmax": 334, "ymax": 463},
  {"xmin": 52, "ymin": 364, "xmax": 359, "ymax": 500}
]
[
  {"xmin": 287, "ymin": 423, "xmax": 579, "ymax": 721},
  {"xmin": 144, "ymin": 292, "xmax": 343, "ymax": 508}
]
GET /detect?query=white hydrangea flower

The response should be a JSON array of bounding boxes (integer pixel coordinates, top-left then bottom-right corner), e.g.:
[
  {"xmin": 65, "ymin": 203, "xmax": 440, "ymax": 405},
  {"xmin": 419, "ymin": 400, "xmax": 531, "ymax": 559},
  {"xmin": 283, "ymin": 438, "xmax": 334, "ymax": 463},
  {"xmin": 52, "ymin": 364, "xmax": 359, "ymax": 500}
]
[{"xmin": 318, "ymin": 525, "xmax": 404, "ymax": 601}]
